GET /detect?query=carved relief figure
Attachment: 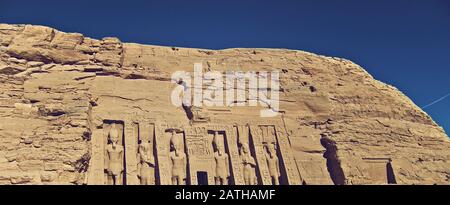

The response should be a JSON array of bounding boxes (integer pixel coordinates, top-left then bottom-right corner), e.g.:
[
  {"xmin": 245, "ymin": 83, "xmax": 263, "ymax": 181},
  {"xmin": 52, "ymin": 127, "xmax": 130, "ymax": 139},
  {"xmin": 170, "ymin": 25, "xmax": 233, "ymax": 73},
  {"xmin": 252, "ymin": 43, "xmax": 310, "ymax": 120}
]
[
  {"xmin": 240, "ymin": 143, "xmax": 257, "ymax": 185},
  {"xmin": 105, "ymin": 123, "xmax": 124, "ymax": 185},
  {"xmin": 265, "ymin": 143, "xmax": 281, "ymax": 185},
  {"xmin": 138, "ymin": 140, "xmax": 156, "ymax": 185},
  {"xmin": 213, "ymin": 131, "xmax": 230, "ymax": 185},
  {"xmin": 170, "ymin": 131, "xmax": 187, "ymax": 185}
]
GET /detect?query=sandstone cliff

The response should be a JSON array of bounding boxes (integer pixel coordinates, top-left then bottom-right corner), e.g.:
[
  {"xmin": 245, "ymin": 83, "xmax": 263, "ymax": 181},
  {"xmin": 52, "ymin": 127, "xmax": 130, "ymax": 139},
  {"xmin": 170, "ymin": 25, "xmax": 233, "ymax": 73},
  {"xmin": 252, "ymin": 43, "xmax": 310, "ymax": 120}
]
[{"xmin": 0, "ymin": 24, "xmax": 448, "ymax": 185}]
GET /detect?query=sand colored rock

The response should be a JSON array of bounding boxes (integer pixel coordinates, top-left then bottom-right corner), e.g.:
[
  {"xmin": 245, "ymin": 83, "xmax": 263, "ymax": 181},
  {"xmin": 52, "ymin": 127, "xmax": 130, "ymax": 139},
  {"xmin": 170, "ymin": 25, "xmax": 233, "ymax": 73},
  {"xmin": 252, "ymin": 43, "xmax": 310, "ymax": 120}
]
[{"xmin": 0, "ymin": 24, "xmax": 449, "ymax": 185}]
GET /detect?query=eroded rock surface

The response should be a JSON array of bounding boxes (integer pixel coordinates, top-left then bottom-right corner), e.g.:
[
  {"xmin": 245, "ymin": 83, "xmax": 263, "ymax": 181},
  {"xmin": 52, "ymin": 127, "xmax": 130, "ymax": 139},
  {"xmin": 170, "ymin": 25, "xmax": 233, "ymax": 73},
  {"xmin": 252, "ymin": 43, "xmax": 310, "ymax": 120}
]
[{"xmin": 0, "ymin": 24, "xmax": 448, "ymax": 185}]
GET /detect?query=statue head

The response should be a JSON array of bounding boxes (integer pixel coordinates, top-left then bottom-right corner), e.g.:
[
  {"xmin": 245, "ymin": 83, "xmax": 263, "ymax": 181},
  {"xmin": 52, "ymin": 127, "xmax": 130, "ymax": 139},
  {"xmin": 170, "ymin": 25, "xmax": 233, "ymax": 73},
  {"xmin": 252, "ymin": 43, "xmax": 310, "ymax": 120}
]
[
  {"xmin": 170, "ymin": 131, "xmax": 182, "ymax": 154},
  {"xmin": 173, "ymin": 141, "xmax": 182, "ymax": 152},
  {"xmin": 266, "ymin": 143, "xmax": 276, "ymax": 155},
  {"xmin": 140, "ymin": 139, "xmax": 148, "ymax": 145},
  {"xmin": 140, "ymin": 140, "xmax": 149, "ymax": 151},
  {"xmin": 216, "ymin": 143, "xmax": 224, "ymax": 154},
  {"xmin": 213, "ymin": 131, "xmax": 225, "ymax": 154},
  {"xmin": 241, "ymin": 143, "xmax": 250, "ymax": 154},
  {"xmin": 109, "ymin": 123, "xmax": 119, "ymax": 144}
]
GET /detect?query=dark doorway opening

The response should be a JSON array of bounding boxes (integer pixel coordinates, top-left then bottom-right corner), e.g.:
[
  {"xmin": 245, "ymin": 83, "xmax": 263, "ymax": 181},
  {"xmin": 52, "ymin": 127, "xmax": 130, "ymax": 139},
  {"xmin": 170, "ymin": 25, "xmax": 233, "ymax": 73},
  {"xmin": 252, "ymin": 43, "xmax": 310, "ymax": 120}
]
[
  {"xmin": 197, "ymin": 171, "xmax": 208, "ymax": 185},
  {"xmin": 386, "ymin": 162, "xmax": 397, "ymax": 184}
]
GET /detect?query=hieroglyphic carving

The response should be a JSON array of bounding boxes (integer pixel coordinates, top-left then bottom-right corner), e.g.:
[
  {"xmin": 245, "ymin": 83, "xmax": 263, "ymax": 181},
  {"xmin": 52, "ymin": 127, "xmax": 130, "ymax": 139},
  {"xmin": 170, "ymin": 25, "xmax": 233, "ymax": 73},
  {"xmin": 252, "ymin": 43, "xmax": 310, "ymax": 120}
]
[
  {"xmin": 274, "ymin": 125, "xmax": 302, "ymax": 185},
  {"xmin": 154, "ymin": 122, "xmax": 175, "ymax": 185},
  {"xmin": 186, "ymin": 137, "xmax": 211, "ymax": 157},
  {"xmin": 185, "ymin": 126, "xmax": 211, "ymax": 158},
  {"xmin": 249, "ymin": 125, "xmax": 271, "ymax": 185},
  {"xmin": 184, "ymin": 126, "xmax": 206, "ymax": 136},
  {"xmin": 185, "ymin": 126, "xmax": 215, "ymax": 185},
  {"xmin": 123, "ymin": 121, "xmax": 139, "ymax": 185}
]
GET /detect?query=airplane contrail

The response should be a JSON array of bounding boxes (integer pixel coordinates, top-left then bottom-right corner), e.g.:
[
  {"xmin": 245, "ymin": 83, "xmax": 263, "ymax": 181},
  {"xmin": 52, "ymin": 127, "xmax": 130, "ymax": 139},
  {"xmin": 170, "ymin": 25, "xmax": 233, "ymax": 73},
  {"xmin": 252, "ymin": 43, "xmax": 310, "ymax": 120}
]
[{"xmin": 422, "ymin": 93, "xmax": 450, "ymax": 109}]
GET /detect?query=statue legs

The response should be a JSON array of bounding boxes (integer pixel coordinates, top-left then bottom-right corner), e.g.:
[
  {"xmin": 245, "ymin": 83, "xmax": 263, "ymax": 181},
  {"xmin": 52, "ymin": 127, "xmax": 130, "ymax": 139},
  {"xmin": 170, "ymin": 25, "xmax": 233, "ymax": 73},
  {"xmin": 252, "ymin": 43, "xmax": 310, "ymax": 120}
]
[
  {"xmin": 244, "ymin": 168, "xmax": 257, "ymax": 185},
  {"xmin": 272, "ymin": 176, "xmax": 279, "ymax": 185},
  {"xmin": 250, "ymin": 176, "xmax": 257, "ymax": 185},
  {"xmin": 172, "ymin": 176, "xmax": 184, "ymax": 185},
  {"xmin": 215, "ymin": 177, "xmax": 228, "ymax": 185},
  {"xmin": 114, "ymin": 173, "xmax": 123, "ymax": 185},
  {"xmin": 108, "ymin": 173, "xmax": 123, "ymax": 185},
  {"xmin": 141, "ymin": 176, "xmax": 149, "ymax": 185},
  {"xmin": 107, "ymin": 174, "xmax": 114, "ymax": 185}
]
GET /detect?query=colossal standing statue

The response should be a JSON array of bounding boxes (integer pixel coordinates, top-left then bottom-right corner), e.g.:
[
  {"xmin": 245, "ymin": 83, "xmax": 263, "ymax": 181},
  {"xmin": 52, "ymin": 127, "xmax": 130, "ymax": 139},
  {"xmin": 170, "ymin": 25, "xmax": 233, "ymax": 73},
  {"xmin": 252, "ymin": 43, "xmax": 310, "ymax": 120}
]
[
  {"xmin": 105, "ymin": 123, "xmax": 124, "ymax": 185},
  {"xmin": 265, "ymin": 143, "xmax": 281, "ymax": 185},
  {"xmin": 240, "ymin": 143, "xmax": 257, "ymax": 185},
  {"xmin": 138, "ymin": 140, "xmax": 156, "ymax": 185},
  {"xmin": 213, "ymin": 131, "xmax": 230, "ymax": 185},
  {"xmin": 170, "ymin": 131, "xmax": 187, "ymax": 185}
]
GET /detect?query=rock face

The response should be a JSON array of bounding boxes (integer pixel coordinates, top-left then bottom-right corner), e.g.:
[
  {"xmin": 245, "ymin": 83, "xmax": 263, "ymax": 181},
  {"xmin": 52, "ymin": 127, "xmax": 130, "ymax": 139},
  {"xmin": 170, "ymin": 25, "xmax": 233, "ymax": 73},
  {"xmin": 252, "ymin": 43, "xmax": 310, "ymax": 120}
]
[{"xmin": 0, "ymin": 24, "xmax": 449, "ymax": 185}]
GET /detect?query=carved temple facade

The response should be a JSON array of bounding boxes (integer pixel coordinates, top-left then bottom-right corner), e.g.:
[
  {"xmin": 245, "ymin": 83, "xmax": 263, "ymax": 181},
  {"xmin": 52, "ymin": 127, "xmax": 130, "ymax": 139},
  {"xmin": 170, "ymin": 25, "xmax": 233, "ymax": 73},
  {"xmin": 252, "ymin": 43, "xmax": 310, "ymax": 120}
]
[
  {"xmin": 81, "ymin": 69, "xmax": 399, "ymax": 186},
  {"xmin": 4, "ymin": 24, "xmax": 441, "ymax": 185},
  {"xmin": 87, "ymin": 117, "xmax": 302, "ymax": 185}
]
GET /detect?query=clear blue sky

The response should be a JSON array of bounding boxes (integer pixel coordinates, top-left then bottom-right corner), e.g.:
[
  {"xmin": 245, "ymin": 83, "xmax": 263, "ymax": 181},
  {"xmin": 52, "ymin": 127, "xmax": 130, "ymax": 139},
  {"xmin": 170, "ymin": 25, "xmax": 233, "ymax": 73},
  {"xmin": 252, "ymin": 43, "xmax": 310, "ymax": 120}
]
[{"xmin": 1, "ymin": 0, "xmax": 449, "ymax": 134}]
